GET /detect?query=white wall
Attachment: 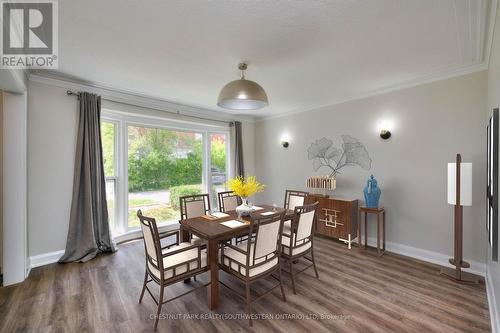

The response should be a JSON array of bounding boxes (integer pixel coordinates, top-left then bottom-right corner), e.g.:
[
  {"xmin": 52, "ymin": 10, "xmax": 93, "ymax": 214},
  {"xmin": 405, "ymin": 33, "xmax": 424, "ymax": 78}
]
[
  {"xmin": 27, "ymin": 80, "xmax": 256, "ymax": 258},
  {"xmin": 487, "ymin": 2, "xmax": 500, "ymax": 332},
  {"xmin": 3, "ymin": 91, "xmax": 27, "ymax": 285},
  {"xmin": 27, "ymin": 81, "xmax": 79, "ymax": 257},
  {"xmin": 0, "ymin": 92, "xmax": 3, "ymax": 278},
  {"xmin": 255, "ymin": 71, "xmax": 487, "ymax": 265}
]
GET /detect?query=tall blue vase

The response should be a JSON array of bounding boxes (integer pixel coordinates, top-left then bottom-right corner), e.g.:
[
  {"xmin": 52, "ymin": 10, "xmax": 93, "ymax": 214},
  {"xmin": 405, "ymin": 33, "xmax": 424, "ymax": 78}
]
[{"xmin": 363, "ymin": 175, "xmax": 381, "ymax": 208}]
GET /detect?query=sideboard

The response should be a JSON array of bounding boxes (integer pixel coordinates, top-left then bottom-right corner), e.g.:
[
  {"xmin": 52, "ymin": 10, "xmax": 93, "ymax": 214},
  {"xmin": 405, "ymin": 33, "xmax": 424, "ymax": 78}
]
[{"xmin": 305, "ymin": 194, "xmax": 359, "ymax": 249}]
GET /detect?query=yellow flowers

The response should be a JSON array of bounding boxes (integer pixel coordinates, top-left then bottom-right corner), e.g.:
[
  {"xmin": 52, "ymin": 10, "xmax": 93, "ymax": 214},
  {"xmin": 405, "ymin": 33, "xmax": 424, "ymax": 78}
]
[{"xmin": 226, "ymin": 176, "xmax": 265, "ymax": 198}]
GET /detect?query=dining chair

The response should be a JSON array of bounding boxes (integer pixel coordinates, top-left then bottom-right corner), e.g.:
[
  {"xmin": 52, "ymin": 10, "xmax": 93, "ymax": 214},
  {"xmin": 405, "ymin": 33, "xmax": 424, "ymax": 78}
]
[
  {"xmin": 219, "ymin": 211, "xmax": 287, "ymax": 326},
  {"xmin": 180, "ymin": 194, "xmax": 211, "ymax": 245},
  {"xmin": 180, "ymin": 193, "xmax": 211, "ymax": 219},
  {"xmin": 217, "ymin": 190, "xmax": 241, "ymax": 212},
  {"xmin": 283, "ymin": 189, "xmax": 309, "ymax": 239},
  {"xmin": 137, "ymin": 210, "xmax": 209, "ymax": 331},
  {"xmin": 283, "ymin": 189, "xmax": 309, "ymax": 211},
  {"xmin": 217, "ymin": 191, "xmax": 246, "ymax": 244},
  {"xmin": 280, "ymin": 201, "xmax": 319, "ymax": 294}
]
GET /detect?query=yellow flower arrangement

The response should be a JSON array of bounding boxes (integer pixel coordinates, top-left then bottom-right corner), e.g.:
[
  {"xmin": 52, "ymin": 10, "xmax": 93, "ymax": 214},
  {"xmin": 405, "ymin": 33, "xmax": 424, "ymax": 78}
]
[{"xmin": 226, "ymin": 176, "xmax": 265, "ymax": 198}]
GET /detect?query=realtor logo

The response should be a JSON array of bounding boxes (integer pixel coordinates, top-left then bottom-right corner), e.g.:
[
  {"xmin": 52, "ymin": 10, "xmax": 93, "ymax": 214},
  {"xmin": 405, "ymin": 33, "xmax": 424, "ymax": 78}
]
[{"xmin": 1, "ymin": 0, "xmax": 58, "ymax": 68}]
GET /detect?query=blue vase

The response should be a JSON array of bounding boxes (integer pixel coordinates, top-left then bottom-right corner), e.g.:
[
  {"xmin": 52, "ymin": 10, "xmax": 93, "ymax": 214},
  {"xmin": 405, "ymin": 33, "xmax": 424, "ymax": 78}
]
[{"xmin": 363, "ymin": 175, "xmax": 381, "ymax": 208}]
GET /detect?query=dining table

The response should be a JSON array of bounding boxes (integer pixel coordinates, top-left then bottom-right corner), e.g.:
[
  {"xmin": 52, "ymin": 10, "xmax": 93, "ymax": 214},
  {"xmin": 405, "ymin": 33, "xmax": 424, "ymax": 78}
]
[{"xmin": 179, "ymin": 204, "xmax": 294, "ymax": 310}]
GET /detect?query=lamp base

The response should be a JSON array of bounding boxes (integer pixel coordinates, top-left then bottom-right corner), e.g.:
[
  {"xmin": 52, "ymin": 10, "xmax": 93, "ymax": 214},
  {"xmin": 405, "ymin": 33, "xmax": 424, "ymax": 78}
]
[{"xmin": 440, "ymin": 266, "xmax": 479, "ymax": 284}]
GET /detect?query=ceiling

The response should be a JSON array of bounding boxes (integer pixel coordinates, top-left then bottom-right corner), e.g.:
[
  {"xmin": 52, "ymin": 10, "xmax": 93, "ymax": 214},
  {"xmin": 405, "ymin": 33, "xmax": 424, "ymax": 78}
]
[{"xmin": 50, "ymin": 0, "xmax": 493, "ymax": 118}]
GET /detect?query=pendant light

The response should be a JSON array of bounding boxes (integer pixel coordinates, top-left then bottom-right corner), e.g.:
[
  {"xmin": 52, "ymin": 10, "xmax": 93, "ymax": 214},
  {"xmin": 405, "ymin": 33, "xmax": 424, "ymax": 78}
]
[{"xmin": 217, "ymin": 63, "xmax": 268, "ymax": 110}]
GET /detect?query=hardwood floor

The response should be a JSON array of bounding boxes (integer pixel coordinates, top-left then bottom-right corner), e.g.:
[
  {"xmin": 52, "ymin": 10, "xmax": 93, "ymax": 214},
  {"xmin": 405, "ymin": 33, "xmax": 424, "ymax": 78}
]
[{"xmin": 0, "ymin": 237, "xmax": 491, "ymax": 333}]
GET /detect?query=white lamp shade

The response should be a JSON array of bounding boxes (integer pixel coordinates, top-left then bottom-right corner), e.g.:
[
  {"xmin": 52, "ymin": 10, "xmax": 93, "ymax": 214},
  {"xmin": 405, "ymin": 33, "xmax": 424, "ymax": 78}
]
[{"xmin": 447, "ymin": 163, "xmax": 472, "ymax": 206}]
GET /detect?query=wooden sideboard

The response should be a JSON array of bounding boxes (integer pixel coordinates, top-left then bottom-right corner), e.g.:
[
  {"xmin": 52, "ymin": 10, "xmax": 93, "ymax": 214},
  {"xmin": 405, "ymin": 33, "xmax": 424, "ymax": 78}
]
[{"xmin": 305, "ymin": 194, "xmax": 358, "ymax": 249}]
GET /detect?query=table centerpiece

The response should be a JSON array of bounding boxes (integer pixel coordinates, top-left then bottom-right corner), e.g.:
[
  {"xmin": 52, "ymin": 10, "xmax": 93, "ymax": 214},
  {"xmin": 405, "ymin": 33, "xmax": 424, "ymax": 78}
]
[{"xmin": 226, "ymin": 176, "xmax": 265, "ymax": 217}]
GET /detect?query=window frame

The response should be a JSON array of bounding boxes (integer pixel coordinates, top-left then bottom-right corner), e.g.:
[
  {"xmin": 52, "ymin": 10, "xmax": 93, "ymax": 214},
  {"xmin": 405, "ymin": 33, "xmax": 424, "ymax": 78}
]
[
  {"xmin": 101, "ymin": 119, "xmax": 120, "ymax": 233},
  {"xmin": 208, "ymin": 132, "xmax": 231, "ymax": 208},
  {"xmin": 101, "ymin": 109, "xmax": 231, "ymax": 236}
]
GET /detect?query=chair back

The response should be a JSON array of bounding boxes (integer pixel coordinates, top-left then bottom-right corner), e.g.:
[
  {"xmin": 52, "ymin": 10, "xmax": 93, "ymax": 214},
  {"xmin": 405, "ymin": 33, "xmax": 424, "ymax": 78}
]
[
  {"xmin": 248, "ymin": 211, "xmax": 285, "ymax": 265},
  {"xmin": 292, "ymin": 202, "xmax": 319, "ymax": 246},
  {"xmin": 180, "ymin": 194, "xmax": 211, "ymax": 220},
  {"xmin": 218, "ymin": 191, "xmax": 240, "ymax": 212},
  {"xmin": 284, "ymin": 189, "xmax": 309, "ymax": 211},
  {"xmin": 137, "ymin": 210, "xmax": 163, "ymax": 275}
]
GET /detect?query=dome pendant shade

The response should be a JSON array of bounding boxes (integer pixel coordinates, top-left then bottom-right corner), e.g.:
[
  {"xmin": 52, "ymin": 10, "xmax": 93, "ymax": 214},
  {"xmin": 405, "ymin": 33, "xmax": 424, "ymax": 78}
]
[{"xmin": 217, "ymin": 63, "xmax": 268, "ymax": 110}]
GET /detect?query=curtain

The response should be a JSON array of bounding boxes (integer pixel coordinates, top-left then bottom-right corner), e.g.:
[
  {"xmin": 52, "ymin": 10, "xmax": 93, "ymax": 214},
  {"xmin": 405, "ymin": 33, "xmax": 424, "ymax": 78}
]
[
  {"xmin": 59, "ymin": 92, "xmax": 115, "ymax": 263},
  {"xmin": 231, "ymin": 121, "xmax": 244, "ymax": 177}
]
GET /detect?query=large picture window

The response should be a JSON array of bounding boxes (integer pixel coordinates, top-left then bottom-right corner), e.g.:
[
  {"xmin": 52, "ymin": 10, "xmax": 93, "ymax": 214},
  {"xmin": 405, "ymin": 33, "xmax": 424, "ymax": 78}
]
[
  {"xmin": 101, "ymin": 111, "xmax": 231, "ymax": 236},
  {"xmin": 127, "ymin": 126, "xmax": 203, "ymax": 228}
]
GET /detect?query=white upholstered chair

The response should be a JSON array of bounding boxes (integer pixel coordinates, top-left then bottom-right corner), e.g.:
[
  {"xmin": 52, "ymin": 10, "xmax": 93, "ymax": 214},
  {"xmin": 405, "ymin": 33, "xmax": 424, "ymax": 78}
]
[
  {"xmin": 280, "ymin": 201, "xmax": 319, "ymax": 294},
  {"xmin": 137, "ymin": 210, "xmax": 208, "ymax": 331},
  {"xmin": 284, "ymin": 189, "xmax": 309, "ymax": 211},
  {"xmin": 283, "ymin": 189, "xmax": 309, "ymax": 236},
  {"xmin": 218, "ymin": 190, "xmax": 248, "ymax": 244},
  {"xmin": 217, "ymin": 190, "xmax": 241, "ymax": 212},
  {"xmin": 219, "ymin": 211, "xmax": 287, "ymax": 326},
  {"xmin": 179, "ymin": 194, "xmax": 211, "ymax": 245}
]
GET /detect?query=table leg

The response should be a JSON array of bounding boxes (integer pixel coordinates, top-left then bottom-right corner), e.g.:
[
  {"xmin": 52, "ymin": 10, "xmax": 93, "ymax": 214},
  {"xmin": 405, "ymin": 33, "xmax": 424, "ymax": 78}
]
[
  {"xmin": 364, "ymin": 212, "xmax": 367, "ymax": 248},
  {"xmin": 377, "ymin": 213, "xmax": 381, "ymax": 256},
  {"xmin": 207, "ymin": 239, "xmax": 219, "ymax": 310},
  {"xmin": 181, "ymin": 227, "xmax": 190, "ymax": 243},
  {"xmin": 181, "ymin": 228, "xmax": 191, "ymax": 283}
]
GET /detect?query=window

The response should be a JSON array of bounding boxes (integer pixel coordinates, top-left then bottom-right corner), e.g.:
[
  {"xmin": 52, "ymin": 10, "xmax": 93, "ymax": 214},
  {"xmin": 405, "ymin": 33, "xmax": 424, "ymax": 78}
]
[
  {"xmin": 101, "ymin": 121, "xmax": 117, "ymax": 231},
  {"xmin": 101, "ymin": 111, "xmax": 231, "ymax": 235},
  {"xmin": 127, "ymin": 125, "xmax": 203, "ymax": 228}
]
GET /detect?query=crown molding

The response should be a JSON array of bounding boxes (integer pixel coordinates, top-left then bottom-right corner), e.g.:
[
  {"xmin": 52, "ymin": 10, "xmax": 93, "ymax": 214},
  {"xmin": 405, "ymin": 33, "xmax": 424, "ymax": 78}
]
[
  {"xmin": 27, "ymin": 0, "xmax": 497, "ymax": 124},
  {"xmin": 485, "ymin": 0, "xmax": 499, "ymax": 67},
  {"xmin": 28, "ymin": 72, "xmax": 256, "ymax": 123},
  {"xmin": 257, "ymin": 61, "xmax": 488, "ymax": 122},
  {"xmin": 258, "ymin": 0, "xmax": 497, "ymax": 122}
]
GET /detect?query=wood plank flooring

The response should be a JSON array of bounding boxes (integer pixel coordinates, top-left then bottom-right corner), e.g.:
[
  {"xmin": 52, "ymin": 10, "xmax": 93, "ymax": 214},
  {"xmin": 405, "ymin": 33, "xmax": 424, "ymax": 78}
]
[{"xmin": 0, "ymin": 237, "xmax": 491, "ymax": 332}]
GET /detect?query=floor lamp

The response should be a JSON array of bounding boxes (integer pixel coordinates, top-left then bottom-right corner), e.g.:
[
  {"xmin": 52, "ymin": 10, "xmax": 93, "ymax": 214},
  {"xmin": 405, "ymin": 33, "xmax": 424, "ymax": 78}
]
[{"xmin": 440, "ymin": 153, "xmax": 478, "ymax": 283}]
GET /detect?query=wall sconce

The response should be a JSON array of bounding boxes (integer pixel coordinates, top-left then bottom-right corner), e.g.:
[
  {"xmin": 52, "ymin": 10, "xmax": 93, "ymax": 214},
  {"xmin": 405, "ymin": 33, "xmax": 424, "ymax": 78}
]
[
  {"xmin": 380, "ymin": 129, "xmax": 391, "ymax": 140},
  {"xmin": 280, "ymin": 134, "xmax": 290, "ymax": 148},
  {"xmin": 377, "ymin": 119, "xmax": 394, "ymax": 140}
]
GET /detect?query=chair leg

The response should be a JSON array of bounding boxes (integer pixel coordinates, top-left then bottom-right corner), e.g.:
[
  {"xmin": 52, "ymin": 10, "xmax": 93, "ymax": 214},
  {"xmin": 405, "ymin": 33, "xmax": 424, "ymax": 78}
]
[
  {"xmin": 289, "ymin": 259, "xmax": 296, "ymax": 295},
  {"xmin": 278, "ymin": 263, "xmax": 287, "ymax": 302},
  {"xmin": 139, "ymin": 270, "xmax": 148, "ymax": 304},
  {"xmin": 154, "ymin": 285, "xmax": 165, "ymax": 331},
  {"xmin": 246, "ymin": 282, "xmax": 253, "ymax": 327},
  {"xmin": 311, "ymin": 248, "xmax": 319, "ymax": 279}
]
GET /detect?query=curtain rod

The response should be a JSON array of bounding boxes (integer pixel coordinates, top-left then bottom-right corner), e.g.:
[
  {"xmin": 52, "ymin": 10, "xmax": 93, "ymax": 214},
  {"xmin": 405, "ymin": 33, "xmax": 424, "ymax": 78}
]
[{"xmin": 66, "ymin": 90, "xmax": 234, "ymax": 125}]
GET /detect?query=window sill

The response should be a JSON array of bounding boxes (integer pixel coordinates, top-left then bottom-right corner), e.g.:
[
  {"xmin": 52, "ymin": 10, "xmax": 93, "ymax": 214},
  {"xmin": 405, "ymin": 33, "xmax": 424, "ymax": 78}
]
[{"xmin": 112, "ymin": 220, "xmax": 180, "ymax": 244}]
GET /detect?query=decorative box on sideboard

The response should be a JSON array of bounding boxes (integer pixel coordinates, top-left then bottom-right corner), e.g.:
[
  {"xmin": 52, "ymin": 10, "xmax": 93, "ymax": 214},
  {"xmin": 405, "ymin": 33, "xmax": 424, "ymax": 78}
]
[{"xmin": 305, "ymin": 194, "xmax": 359, "ymax": 249}]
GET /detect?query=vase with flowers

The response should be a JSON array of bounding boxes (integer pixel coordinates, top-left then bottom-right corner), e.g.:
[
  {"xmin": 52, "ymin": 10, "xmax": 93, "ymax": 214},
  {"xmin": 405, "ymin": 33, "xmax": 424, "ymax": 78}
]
[{"xmin": 226, "ymin": 176, "xmax": 265, "ymax": 217}]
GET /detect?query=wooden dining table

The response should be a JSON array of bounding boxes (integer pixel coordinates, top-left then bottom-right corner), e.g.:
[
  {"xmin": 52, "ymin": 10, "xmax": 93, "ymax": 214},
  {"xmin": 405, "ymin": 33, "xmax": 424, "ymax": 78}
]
[{"xmin": 179, "ymin": 204, "xmax": 294, "ymax": 310}]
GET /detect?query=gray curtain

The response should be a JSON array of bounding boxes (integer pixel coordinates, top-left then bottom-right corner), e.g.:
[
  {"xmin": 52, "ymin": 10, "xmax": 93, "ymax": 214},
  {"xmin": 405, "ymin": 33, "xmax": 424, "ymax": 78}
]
[
  {"xmin": 233, "ymin": 121, "xmax": 244, "ymax": 177},
  {"xmin": 59, "ymin": 92, "xmax": 115, "ymax": 263}
]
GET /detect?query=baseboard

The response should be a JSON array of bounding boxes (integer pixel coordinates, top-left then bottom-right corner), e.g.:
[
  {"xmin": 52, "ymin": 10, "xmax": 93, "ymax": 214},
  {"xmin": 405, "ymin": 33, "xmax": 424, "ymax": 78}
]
[
  {"xmin": 27, "ymin": 224, "xmax": 180, "ymax": 272},
  {"xmin": 27, "ymin": 231, "xmax": 486, "ymax": 279},
  {"xmin": 487, "ymin": 267, "xmax": 500, "ymax": 333},
  {"xmin": 365, "ymin": 237, "xmax": 486, "ymax": 276},
  {"xmin": 29, "ymin": 250, "xmax": 65, "ymax": 270}
]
